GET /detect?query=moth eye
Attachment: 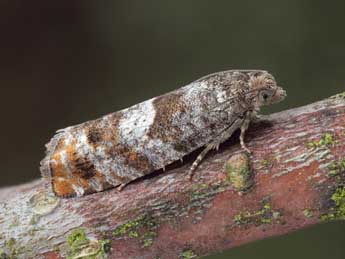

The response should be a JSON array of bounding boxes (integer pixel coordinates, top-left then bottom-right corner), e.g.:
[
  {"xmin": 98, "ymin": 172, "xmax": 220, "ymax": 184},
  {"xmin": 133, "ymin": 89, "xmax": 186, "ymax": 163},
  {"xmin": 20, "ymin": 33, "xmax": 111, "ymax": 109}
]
[{"xmin": 259, "ymin": 90, "xmax": 273, "ymax": 103}]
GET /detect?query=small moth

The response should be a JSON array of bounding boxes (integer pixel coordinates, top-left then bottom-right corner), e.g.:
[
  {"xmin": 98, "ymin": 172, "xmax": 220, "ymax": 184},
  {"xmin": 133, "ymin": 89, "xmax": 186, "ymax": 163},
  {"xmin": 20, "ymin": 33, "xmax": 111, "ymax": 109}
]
[{"xmin": 40, "ymin": 70, "xmax": 286, "ymax": 197}]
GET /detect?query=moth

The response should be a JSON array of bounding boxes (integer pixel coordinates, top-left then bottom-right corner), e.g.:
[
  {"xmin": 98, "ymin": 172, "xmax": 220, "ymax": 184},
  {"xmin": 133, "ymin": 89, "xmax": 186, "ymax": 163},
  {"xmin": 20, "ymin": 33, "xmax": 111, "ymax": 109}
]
[{"xmin": 40, "ymin": 70, "xmax": 286, "ymax": 197}]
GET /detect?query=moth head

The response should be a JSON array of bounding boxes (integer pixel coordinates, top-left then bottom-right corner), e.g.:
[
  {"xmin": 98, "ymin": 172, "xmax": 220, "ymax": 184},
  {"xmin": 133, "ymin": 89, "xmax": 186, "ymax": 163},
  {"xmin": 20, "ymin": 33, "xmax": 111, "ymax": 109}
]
[{"xmin": 248, "ymin": 71, "xmax": 286, "ymax": 108}]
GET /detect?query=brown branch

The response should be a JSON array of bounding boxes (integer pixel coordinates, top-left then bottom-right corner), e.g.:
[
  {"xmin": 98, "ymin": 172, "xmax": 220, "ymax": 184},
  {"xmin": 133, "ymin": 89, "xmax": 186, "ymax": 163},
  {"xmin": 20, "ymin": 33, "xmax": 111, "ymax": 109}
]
[{"xmin": 1, "ymin": 93, "xmax": 345, "ymax": 259}]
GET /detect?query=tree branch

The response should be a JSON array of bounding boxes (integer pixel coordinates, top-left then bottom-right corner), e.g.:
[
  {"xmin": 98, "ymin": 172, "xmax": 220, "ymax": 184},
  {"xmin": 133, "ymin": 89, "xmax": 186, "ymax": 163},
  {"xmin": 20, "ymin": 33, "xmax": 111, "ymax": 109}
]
[{"xmin": 1, "ymin": 93, "xmax": 345, "ymax": 259}]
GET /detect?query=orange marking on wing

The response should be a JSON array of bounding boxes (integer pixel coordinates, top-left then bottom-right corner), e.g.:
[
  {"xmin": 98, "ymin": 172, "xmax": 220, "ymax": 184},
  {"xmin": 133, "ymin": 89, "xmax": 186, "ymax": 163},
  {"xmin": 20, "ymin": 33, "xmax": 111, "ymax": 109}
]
[
  {"xmin": 52, "ymin": 176, "xmax": 91, "ymax": 197},
  {"xmin": 65, "ymin": 142, "xmax": 77, "ymax": 160},
  {"xmin": 49, "ymin": 138, "xmax": 111, "ymax": 196},
  {"xmin": 50, "ymin": 153, "xmax": 68, "ymax": 178},
  {"xmin": 79, "ymin": 178, "xmax": 91, "ymax": 189},
  {"xmin": 50, "ymin": 140, "xmax": 92, "ymax": 197},
  {"xmin": 50, "ymin": 139, "xmax": 77, "ymax": 179},
  {"xmin": 52, "ymin": 178, "xmax": 75, "ymax": 197},
  {"xmin": 128, "ymin": 151, "xmax": 138, "ymax": 162}
]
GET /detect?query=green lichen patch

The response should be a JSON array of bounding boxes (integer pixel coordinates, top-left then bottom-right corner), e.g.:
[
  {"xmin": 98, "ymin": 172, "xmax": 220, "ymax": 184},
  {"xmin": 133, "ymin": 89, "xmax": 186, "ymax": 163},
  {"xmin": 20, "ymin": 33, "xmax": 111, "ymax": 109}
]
[
  {"xmin": 67, "ymin": 229, "xmax": 89, "ymax": 252},
  {"xmin": 321, "ymin": 187, "xmax": 345, "ymax": 221},
  {"xmin": 224, "ymin": 153, "xmax": 253, "ymax": 191},
  {"xmin": 1, "ymin": 237, "xmax": 18, "ymax": 259},
  {"xmin": 307, "ymin": 133, "xmax": 334, "ymax": 149},
  {"xmin": 191, "ymin": 183, "xmax": 208, "ymax": 193},
  {"xmin": 180, "ymin": 249, "xmax": 197, "ymax": 259},
  {"xmin": 66, "ymin": 228, "xmax": 111, "ymax": 259},
  {"xmin": 0, "ymin": 250, "xmax": 9, "ymax": 259},
  {"xmin": 260, "ymin": 158, "xmax": 274, "ymax": 169},
  {"xmin": 142, "ymin": 232, "xmax": 156, "ymax": 248},
  {"xmin": 233, "ymin": 199, "xmax": 281, "ymax": 226},
  {"xmin": 328, "ymin": 158, "xmax": 345, "ymax": 177},
  {"xmin": 303, "ymin": 209, "xmax": 314, "ymax": 218},
  {"xmin": 112, "ymin": 214, "xmax": 158, "ymax": 248},
  {"xmin": 190, "ymin": 183, "xmax": 209, "ymax": 196}
]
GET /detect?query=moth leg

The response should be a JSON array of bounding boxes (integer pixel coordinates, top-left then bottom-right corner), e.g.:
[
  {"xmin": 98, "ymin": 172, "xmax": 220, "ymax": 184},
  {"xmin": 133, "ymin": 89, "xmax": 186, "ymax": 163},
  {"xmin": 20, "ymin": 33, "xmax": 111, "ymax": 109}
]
[
  {"xmin": 240, "ymin": 115, "xmax": 251, "ymax": 154},
  {"xmin": 116, "ymin": 183, "xmax": 127, "ymax": 192},
  {"xmin": 188, "ymin": 117, "xmax": 244, "ymax": 180},
  {"xmin": 188, "ymin": 142, "xmax": 219, "ymax": 180}
]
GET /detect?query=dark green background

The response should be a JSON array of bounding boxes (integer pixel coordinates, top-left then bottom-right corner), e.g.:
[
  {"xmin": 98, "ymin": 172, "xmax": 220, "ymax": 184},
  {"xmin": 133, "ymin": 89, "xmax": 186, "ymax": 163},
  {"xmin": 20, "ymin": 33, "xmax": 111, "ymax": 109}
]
[{"xmin": 0, "ymin": 1, "xmax": 344, "ymax": 258}]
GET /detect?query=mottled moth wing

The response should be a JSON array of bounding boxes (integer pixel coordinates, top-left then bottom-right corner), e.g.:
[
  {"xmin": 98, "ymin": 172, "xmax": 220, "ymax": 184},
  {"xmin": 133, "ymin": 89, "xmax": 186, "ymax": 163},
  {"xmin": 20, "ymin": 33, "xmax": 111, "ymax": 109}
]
[{"xmin": 40, "ymin": 73, "xmax": 245, "ymax": 197}]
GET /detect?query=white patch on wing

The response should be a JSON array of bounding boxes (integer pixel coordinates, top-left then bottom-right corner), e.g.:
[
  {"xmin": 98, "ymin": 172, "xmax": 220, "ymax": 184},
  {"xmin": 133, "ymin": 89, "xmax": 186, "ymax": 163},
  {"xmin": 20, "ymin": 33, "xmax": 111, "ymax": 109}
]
[
  {"xmin": 75, "ymin": 130, "xmax": 93, "ymax": 160},
  {"xmin": 59, "ymin": 150, "xmax": 72, "ymax": 177},
  {"xmin": 216, "ymin": 89, "xmax": 227, "ymax": 103},
  {"xmin": 118, "ymin": 99, "xmax": 156, "ymax": 143},
  {"xmin": 118, "ymin": 98, "xmax": 186, "ymax": 168},
  {"xmin": 62, "ymin": 130, "xmax": 74, "ymax": 146}
]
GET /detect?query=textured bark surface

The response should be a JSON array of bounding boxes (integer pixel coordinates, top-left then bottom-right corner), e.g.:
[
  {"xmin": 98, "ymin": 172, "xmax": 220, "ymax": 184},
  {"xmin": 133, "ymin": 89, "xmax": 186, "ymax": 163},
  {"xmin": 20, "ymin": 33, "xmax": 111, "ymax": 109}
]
[{"xmin": 1, "ymin": 93, "xmax": 345, "ymax": 259}]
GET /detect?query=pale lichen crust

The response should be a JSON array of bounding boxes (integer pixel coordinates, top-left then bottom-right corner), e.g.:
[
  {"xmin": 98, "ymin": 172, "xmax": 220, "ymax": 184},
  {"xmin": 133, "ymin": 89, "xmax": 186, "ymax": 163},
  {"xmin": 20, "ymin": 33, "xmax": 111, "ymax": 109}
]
[
  {"xmin": 225, "ymin": 152, "xmax": 253, "ymax": 191},
  {"xmin": 28, "ymin": 190, "xmax": 60, "ymax": 216}
]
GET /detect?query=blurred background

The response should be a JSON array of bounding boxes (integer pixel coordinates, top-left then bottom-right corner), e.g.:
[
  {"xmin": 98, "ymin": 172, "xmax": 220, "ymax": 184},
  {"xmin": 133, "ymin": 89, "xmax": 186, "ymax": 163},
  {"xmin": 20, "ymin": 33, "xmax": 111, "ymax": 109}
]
[{"xmin": 0, "ymin": 1, "xmax": 344, "ymax": 258}]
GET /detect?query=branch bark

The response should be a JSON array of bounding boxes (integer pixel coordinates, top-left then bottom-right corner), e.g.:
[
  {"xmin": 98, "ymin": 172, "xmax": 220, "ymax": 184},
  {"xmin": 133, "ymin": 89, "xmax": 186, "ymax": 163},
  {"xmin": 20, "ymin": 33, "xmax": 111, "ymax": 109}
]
[{"xmin": 1, "ymin": 93, "xmax": 345, "ymax": 259}]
